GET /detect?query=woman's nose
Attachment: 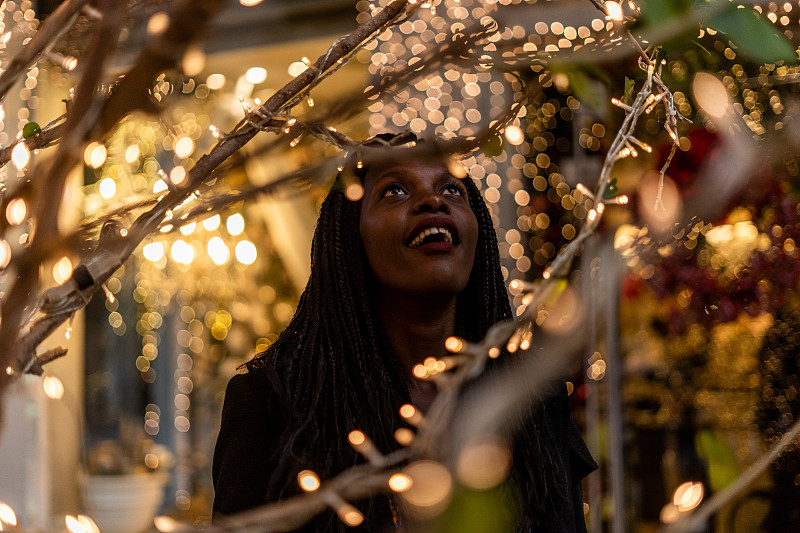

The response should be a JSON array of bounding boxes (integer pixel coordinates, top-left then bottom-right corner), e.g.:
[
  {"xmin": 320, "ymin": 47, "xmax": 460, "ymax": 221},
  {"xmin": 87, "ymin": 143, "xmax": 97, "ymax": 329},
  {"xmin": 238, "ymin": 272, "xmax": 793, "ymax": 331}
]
[{"xmin": 414, "ymin": 192, "xmax": 449, "ymax": 214}]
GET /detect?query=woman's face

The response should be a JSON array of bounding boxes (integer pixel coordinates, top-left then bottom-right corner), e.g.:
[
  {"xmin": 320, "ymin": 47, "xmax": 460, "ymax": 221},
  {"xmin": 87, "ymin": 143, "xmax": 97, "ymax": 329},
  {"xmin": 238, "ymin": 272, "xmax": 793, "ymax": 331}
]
[{"xmin": 359, "ymin": 157, "xmax": 478, "ymax": 298}]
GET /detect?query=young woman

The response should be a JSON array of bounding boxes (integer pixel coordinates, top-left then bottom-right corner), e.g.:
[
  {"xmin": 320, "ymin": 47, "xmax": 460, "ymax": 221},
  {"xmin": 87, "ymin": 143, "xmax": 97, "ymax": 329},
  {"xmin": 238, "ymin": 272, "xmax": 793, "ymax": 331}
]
[{"xmin": 212, "ymin": 134, "xmax": 596, "ymax": 532}]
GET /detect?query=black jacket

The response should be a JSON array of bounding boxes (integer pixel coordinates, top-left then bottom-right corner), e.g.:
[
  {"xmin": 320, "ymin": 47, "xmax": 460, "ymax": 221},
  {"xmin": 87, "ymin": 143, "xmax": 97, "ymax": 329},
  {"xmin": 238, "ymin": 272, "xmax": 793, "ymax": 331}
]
[{"xmin": 213, "ymin": 370, "xmax": 597, "ymax": 532}]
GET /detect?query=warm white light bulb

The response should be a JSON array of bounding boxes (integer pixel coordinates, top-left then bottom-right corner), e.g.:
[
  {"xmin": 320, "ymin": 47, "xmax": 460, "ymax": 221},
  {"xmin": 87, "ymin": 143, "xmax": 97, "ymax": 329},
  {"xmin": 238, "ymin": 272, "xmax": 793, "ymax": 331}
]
[
  {"xmin": 207, "ymin": 237, "xmax": 230, "ymax": 265},
  {"xmin": 125, "ymin": 144, "xmax": 140, "ymax": 163},
  {"xmin": 171, "ymin": 240, "xmax": 195, "ymax": 264},
  {"xmin": 0, "ymin": 502, "xmax": 17, "ymax": 526},
  {"xmin": 142, "ymin": 242, "xmax": 164, "ymax": 262},
  {"xmin": 226, "ymin": 213, "xmax": 245, "ymax": 236},
  {"xmin": 174, "ymin": 136, "xmax": 194, "ymax": 159},
  {"xmin": 11, "ymin": 143, "xmax": 29, "ymax": 170},
  {"xmin": 235, "ymin": 240, "xmax": 257, "ymax": 265},
  {"xmin": 53, "ymin": 257, "xmax": 73, "ymax": 285},
  {"xmin": 98, "ymin": 178, "xmax": 116, "ymax": 199},
  {"xmin": 245, "ymin": 67, "xmax": 267, "ymax": 84},
  {"xmin": 202, "ymin": 215, "xmax": 221, "ymax": 231},
  {"xmin": 43, "ymin": 376, "xmax": 65, "ymax": 399}
]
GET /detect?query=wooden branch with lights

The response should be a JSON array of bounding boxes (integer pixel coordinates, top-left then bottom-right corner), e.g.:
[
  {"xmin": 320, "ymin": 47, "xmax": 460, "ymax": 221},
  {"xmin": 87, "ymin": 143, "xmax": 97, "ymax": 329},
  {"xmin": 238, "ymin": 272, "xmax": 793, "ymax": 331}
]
[
  {"xmin": 5, "ymin": 1, "xmax": 689, "ymax": 530},
  {"xmin": 196, "ymin": 11, "xmax": 695, "ymax": 532},
  {"xmin": 0, "ymin": 0, "xmax": 785, "ymax": 531},
  {"xmin": 2, "ymin": 0, "xmax": 418, "ymax": 382},
  {"xmin": 6, "ymin": 0, "xmax": 534, "ymax": 393}
]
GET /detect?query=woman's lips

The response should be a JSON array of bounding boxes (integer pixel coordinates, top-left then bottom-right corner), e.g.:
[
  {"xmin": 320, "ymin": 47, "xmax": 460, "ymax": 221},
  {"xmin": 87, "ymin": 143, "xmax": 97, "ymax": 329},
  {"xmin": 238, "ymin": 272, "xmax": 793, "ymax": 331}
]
[
  {"xmin": 408, "ymin": 226, "xmax": 453, "ymax": 248},
  {"xmin": 406, "ymin": 217, "xmax": 460, "ymax": 249}
]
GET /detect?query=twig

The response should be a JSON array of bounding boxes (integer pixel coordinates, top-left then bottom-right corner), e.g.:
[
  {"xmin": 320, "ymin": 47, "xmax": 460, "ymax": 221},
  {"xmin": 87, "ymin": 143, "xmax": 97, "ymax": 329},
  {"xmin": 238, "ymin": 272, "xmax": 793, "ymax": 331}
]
[
  {"xmin": 24, "ymin": 346, "xmax": 68, "ymax": 376},
  {"xmin": 7, "ymin": 0, "xmax": 414, "ymax": 379},
  {"xmin": 656, "ymin": 144, "xmax": 678, "ymax": 212},
  {"xmin": 663, "ymin": 415, "xmax": 800, "ymax": 533},
  {"xmin": 0, "ymin": 0, "xmax": 90, "ymax": 101}
]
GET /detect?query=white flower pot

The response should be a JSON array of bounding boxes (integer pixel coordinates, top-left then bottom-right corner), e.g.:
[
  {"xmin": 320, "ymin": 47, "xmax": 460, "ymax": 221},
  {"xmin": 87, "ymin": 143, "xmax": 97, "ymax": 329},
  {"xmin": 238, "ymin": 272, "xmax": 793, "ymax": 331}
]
[{"xmin": 80, "ymin": 472, "xmax": 168, "ymax": 533}]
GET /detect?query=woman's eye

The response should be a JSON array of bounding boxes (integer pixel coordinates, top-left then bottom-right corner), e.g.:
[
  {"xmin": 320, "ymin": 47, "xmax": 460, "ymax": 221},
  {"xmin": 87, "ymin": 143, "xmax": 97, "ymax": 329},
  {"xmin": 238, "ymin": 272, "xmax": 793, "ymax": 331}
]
[
  {"xmin": 382, "ymin": 184, "xmax": 407, "ymax": 197},
  {"xmin": 442, "ymin": 183, "xmax": 464, "ymax": 197}
]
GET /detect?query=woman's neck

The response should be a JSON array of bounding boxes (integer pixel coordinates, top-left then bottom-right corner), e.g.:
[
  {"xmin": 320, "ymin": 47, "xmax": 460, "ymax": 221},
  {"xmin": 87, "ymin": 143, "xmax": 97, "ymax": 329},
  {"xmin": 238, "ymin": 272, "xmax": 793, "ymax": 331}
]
[{"xmin": 374, "ymin": 289, "xmax": 458, "ymax": 377}]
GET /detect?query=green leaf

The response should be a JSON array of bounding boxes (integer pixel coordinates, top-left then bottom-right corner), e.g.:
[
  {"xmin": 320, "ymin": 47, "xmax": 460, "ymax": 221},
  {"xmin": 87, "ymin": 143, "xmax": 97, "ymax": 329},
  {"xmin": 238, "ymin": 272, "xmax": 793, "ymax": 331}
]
[
  {"xmin": 638, "ymin": 0, "xmax": 682, "ymax": 28},
  {"xmin": 542, "ymin": 278, "xmax": 569, "ymax": 307},
  {"xmin": 623, "ymin": 77, "xmax": 635, "ymax": 105},
  {"xmin": 695, "ymin": 429, "xmax": 739, "ymax": 491},
  {"xmin": 564, "ymin": 69, "xmax": 607, "ymax": 116},
  {"xmin": 483, "ymin": 134, "xmax": 503, "ymax": 157},
  {"xmin": 22, "ymin": 122, "xmax": 40, "ymax": 139},
  {"xmin": 604, "ymin": 178, "xmax": 619, "ymax": 198},
  {"xmin": 436, "ymin": 485, "xmax": 518, "ymax": 533},
  {"xmin": 705, "ymin": 6, "xmax": 797, "ymax": 64}
]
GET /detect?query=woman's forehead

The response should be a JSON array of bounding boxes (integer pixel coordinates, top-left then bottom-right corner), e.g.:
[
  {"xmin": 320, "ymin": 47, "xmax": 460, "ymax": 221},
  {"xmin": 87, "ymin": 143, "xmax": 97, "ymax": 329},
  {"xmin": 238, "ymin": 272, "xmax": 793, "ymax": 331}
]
[{"xmin": 363, "ymin": 156, "xmax": 450, "ymax": 182}]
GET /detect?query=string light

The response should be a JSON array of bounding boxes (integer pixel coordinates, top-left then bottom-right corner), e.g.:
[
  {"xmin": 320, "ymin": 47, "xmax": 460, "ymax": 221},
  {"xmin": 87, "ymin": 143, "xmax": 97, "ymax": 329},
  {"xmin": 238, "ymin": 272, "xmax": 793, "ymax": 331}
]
[
  {"xmin": 629, "ymin": 136, "xmax": 653, "ymax": 153},
  {"xmin": 0, "ymin": 502, "xmax": 17, "ymax": 526},
  {"xmin": 504, "ymin": 125, "xmax": 525, "ymax": 145},
  {"xmin": 147, "ymin": 11, "xmax": 170, "ymax": 35},
  {"xmin": 43, "ymin": 376, "xmax": 65, "ymax": 399},
  {"xmin": 226, "ymin": 213, "xmax": 245, "ymax": 235},
  {"xmin": 83, "ymin": 141, "xmax": 107, "ymax": 168},
  {"xmin": 245, "ymin": 66, "xmax": 267, "ymax": 84},
  {"xmin": 334, "ymin": 502, "xmax": 364, "ymax": 527},
  {"xmin": 169, "ymin": 166, "xmax": 187, "ymax": 187},
  {"xmin": 610, "ymin": 98, "xmax": 633, "ymax": 112},
  {"xmin": 297, "ymin": 470, "xmax": 321, "ymax": 492},
  {"xmin": 0, "ymin": 239, "xmax": 12, "ymax": 269},
  {"xmin": 575, "ymin": 183, "xmax": 595, "ymax": 201},
  {"xmin": 143, "ymin": 242, "xmax": 164, "ymax": 262},
  {"xmin": 605, "ymin": 1, "xmax": 624, "ymax": 20},
  {"xmin": 11, "ymin": 142, "xmax": 29, "ymax": 170},
  {"xmin": 53, "ymin": 256, "xmax": 73, "ymax": 285},
  {"xmin": 394, "ymin": 427, "xmax": 415, "ymax": 446},
  {"xmin": 102, "ymin": 283, "xmax": 115, "ymax": 304},
  {"xmin": 65, "ymin": 515, "xmax": 83, "ymax": 533},
  {"xmin": 348, "ymin": 430, "xmax": 383, "ymax": 464},
  {"xmin": 174, "ymin": 136, "xmax": 194, "ymax": 158},
  {"xmin": 6, "ymin": 197, "xmax": 27, "ymax": 225},
  {"xmin": 444, "ymin": 336, "xmax": 463, "ymax": 353},
  {"xmin": 388, "ymin": 473, "xmax": 413, "ymax": 492},
  {"xmin": 608, "ymin": 195, "xmax": 630, "ymax": 205},
  {"xmin": 399, "ymin": 403, "xmax": 423, "ymax": 426},
  {"xmin": 46, "ymin": 51, "xmax": 78, "ymax": 71},
  {"xmin": 673, "ymin": 481, "xmax": 704, "ymax": 511},
  {"xmin": 234, "ymin": 240, "xmax": 257, "ymax": 265}
]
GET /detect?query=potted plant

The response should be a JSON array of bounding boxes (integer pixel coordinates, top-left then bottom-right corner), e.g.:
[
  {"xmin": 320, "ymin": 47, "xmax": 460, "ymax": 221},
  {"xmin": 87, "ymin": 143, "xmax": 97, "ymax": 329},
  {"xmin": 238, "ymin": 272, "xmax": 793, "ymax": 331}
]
[{"xmin": 79, "ymin": 423, "xmax": 172, "ymax": 533}]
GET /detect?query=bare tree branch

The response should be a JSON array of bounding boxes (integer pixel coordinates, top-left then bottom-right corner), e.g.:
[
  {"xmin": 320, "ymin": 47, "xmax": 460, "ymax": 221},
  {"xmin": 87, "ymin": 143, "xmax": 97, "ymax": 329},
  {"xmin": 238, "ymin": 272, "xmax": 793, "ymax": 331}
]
[{"xmin": 0, "ymin": 0, "xmax": 90, "ymax": 101}]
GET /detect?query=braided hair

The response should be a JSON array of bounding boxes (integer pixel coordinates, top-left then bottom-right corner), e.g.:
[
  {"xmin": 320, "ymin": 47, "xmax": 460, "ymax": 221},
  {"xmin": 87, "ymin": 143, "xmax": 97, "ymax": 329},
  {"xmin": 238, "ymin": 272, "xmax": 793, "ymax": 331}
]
[{"xmin": 246, "ymin": 134, "xmax": 564, "ymax": 529}]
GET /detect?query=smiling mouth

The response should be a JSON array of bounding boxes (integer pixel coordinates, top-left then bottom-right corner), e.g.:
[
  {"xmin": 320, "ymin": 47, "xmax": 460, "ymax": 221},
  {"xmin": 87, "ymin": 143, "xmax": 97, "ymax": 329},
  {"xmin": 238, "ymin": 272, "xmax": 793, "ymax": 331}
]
[{"xmin": 408, "ymin": 226, "xmax": 455, "ymax": 248}]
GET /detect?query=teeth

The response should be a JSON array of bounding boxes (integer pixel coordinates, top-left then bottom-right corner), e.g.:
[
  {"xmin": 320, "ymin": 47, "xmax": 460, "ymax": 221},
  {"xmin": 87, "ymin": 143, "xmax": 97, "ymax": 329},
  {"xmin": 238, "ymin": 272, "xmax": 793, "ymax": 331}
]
[{"xmin": 409, "ymin": 226, "xmax": 453, "ymax": 248}]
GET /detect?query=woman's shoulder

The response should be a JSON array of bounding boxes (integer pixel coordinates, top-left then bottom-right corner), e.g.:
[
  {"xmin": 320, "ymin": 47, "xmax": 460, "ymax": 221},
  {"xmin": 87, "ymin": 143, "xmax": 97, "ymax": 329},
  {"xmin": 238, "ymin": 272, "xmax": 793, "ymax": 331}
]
[{"xmin": 220, "ymin": 363, "xmax": 291, "ymax": 425}]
